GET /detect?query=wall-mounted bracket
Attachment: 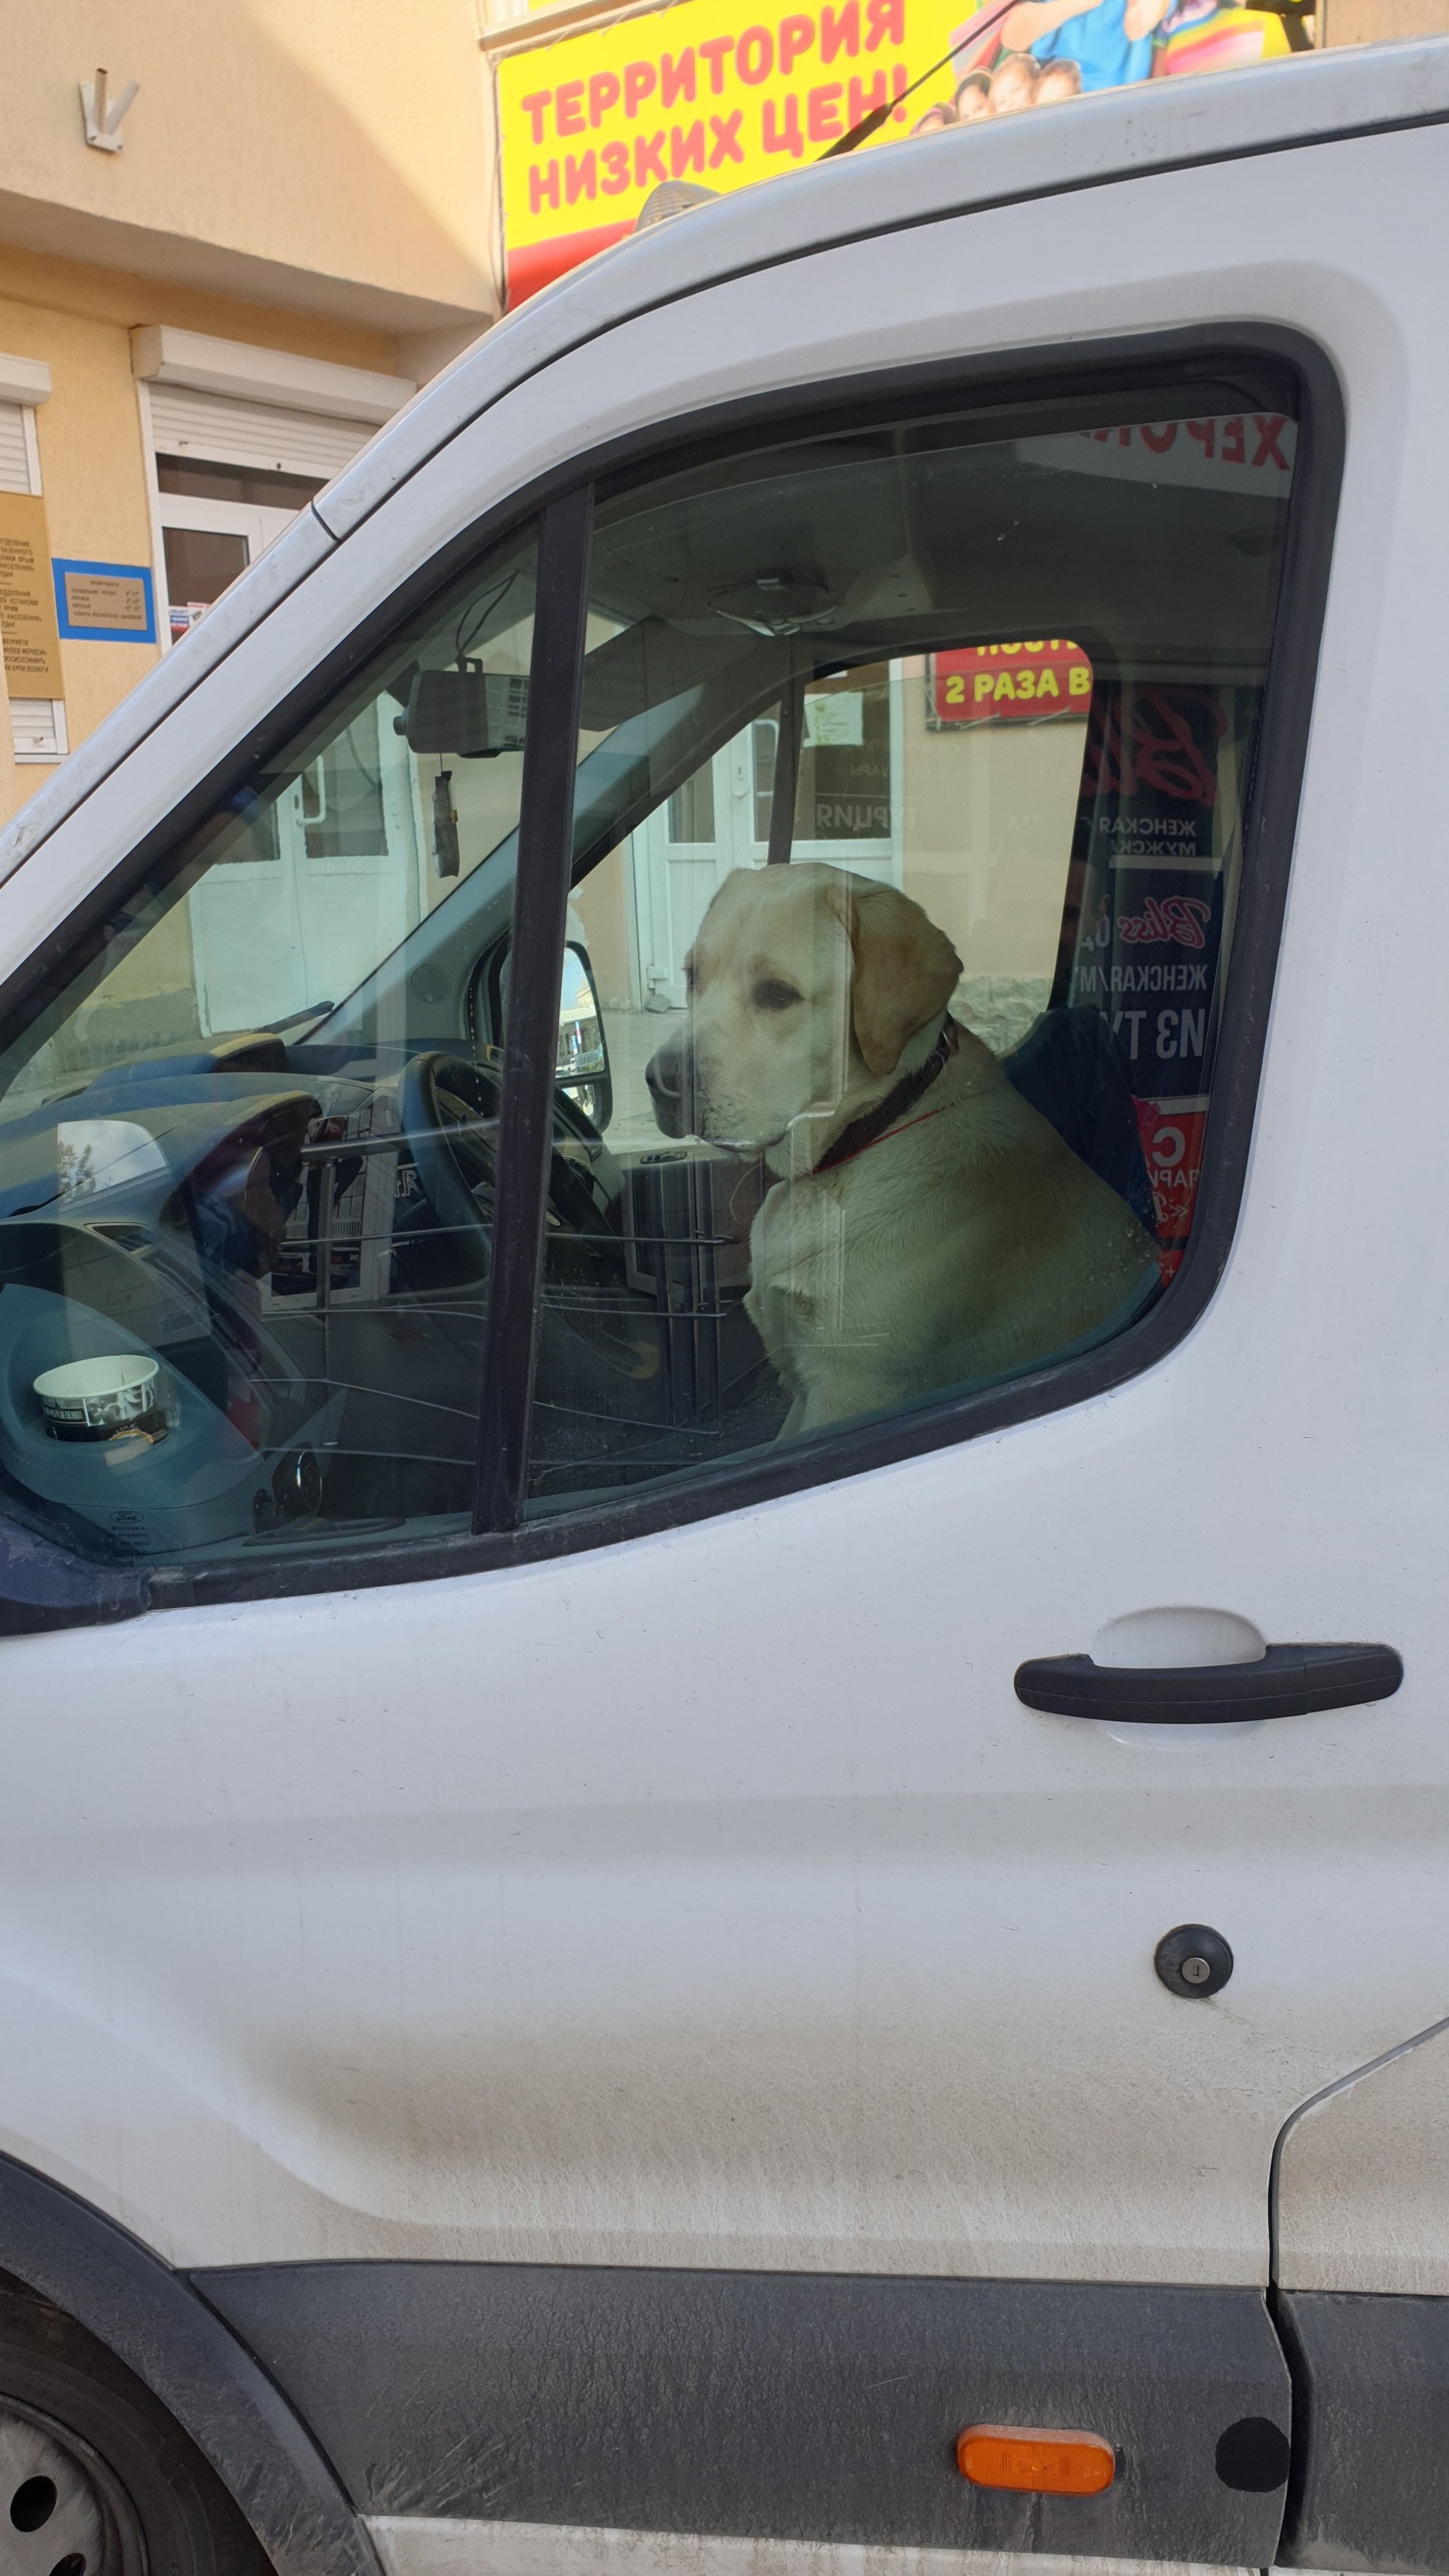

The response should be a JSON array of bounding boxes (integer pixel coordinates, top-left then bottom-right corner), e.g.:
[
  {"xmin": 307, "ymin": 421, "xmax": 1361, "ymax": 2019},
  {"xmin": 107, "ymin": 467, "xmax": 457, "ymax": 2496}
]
[{"xmin": 79, "ymin": 68, "xmax": 139, "ymax": 154}]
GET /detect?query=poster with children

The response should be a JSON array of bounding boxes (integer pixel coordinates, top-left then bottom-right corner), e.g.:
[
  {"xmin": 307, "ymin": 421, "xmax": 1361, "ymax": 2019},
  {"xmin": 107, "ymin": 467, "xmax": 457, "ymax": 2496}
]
[{"xmin": 906, "ymin": 0, "xmax": 1293, "ymax": 132}]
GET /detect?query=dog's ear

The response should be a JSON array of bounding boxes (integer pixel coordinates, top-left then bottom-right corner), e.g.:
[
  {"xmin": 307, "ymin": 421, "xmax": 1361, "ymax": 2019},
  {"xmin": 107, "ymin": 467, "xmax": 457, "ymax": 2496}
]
[{"xmin": 826, "ymin": 880, "xmax": 961, "ymax": 1076}]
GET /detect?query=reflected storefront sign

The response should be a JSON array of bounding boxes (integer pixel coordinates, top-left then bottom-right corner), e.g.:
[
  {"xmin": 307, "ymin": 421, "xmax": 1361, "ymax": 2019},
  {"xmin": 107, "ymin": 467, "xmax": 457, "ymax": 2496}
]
[{"xmin": 928, "ymin": 640, "xmax": 1093, "ymax": 725}]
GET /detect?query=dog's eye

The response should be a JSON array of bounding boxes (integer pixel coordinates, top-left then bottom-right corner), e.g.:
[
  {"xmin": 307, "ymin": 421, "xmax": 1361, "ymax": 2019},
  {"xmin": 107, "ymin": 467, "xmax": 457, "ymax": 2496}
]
[
  {"xmin": 683, "ymin": 960, "xmax": 698, "ymax": 992},
  {"xmin": 752, "ymin": 979, "xmax": 802, "ymax": 1012}
]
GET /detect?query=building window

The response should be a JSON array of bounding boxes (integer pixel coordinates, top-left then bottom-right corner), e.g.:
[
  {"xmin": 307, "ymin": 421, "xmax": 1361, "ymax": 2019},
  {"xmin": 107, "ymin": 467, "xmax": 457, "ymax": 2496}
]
[{"xmin": 0, "ymin": 389, "xmax": 67, "ymax": 769}]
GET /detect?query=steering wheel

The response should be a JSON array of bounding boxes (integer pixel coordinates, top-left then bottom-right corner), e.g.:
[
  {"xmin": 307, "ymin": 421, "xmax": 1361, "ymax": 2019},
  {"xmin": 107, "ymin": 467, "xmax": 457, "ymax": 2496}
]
[{"xmin": 397, "ymin": 1052, "xmax": 612, "ymax": 1272}]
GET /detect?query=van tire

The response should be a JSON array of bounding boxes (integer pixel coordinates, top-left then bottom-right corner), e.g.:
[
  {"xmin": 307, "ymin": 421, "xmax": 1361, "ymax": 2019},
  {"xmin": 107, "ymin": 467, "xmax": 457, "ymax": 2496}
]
[{"xmin": 0, "ymin": 2270, "xmax": 269, "ymax": 2576}]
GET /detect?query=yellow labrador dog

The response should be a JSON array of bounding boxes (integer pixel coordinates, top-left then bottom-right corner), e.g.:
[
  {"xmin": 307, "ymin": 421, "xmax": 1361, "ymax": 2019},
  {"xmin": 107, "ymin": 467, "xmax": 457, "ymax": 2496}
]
[{"xmin": 645, "ymin": 863, "xmax": 1157, "ymax": 1437}]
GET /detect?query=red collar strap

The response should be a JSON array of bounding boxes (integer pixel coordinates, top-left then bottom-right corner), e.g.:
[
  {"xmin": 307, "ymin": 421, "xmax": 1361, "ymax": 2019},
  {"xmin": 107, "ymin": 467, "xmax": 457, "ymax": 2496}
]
[{"xmin": 813, "ymin": 1017, "xmax": 959, "ymax": 1176}]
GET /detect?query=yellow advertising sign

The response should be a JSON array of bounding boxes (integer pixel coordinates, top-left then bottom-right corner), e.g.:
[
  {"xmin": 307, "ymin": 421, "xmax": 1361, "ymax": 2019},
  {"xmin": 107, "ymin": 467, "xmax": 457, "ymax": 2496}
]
[
  {"xmin": 495, "ymin": 0, "xmax": 1299, "ymax": 307},
  {"xmin": 497, "ymin": 0, "xmax": 972, "ymax": 304},
  {"xmin": 0, "ymin": 493, "xmax": 64, "ymax": 698}
]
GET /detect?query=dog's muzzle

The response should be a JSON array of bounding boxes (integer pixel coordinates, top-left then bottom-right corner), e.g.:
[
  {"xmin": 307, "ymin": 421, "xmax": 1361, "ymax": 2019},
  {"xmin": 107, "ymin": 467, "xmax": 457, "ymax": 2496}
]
[{"xmin": 645, "ymin": 1032, "xmax": 694, "ymax": 1137}]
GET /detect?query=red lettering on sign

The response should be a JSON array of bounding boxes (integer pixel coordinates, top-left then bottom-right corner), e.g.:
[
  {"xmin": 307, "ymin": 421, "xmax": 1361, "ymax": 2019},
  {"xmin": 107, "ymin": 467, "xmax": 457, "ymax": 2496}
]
[
  {"xmin": 780, "ymin": 12, "xmax": 815, "ymax": 69},
  {"xmin": 1135, "ymin": 1101, "xmax": 1209, "ymax": 1251},
  {"xmin": 1220, "ymin": 415, "xmax": 1246, "ymax": 466},
  {"xmin": 865, "ymin": 0, "xmax": 903, "ymax": 46},
  {"xmin": 1116, "ymin": 895, "xmax": 1213, "ymax": 950},
  {"xmin": 565, "ymin": 149, "xmax": 596, "ymax": 201},
  {"xmin": 521, "ymin": 90, "xmax": 551, "ymax": 144},
  {"xmin": 555, "ymin": 80, "xmax": 584, "ymax": 133},
  {"xmin": 1252, "ymin": 413, "xmax": 1289, "ymax": 469},
  {"xmin": 807, "ymin": 80, "xmax": 843, "ymax": 135},
  {"xmin": 700, "ymin": 33, "xmax": 736, "ymax": 85},
  {"xmin": 710, "ymin": 106, "xmax": 745, "ymax": 158},
  {"xmin": 1186, "ymin": 419, "xmax": 1217, "ymax": 459},
  {"xmin": 662, "ymin": 48, "xmax": 696, "ymax": 105},
  {"xmin": 624, "ymin": 60, "xmax": 656, "ymax": 114},
  {"xmin": 671, "ymin": 119, "xmax": 706, "ymax": 171},
  {"xmin": 737, "ymin": 25, "xmax": 774, "ymax": 78},
  {"xmin": 589, "ymin": 71, "xmax": 620, "ymax": 123},
  {"xmin": 529, "ymin": 159, "xmax": 559, "ymax": 210},
  {"xmin": 1133, "ymin": 694, "xmax": 1221, "ymax": 804},
  {"xmin": 763, "ymin": 93, "xmax": 804, "ymax": 151},
  {"xmin": 634, "ymin": 129, "xmax": 666, "ymax": 182},
  {"xmin": 600, "ymin": 139, "xmax": 630, "ymax": 191},
  {"xmin": 820, "ymin": 0, "xmax": 860, "ymax": 51}
]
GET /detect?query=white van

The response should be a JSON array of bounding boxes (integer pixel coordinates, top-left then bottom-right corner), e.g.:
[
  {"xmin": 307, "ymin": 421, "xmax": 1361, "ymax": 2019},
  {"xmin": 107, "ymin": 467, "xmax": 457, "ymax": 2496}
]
[{"xmin": 0, "ymin": 42, "xmax": 1441, "ymax": 2576}]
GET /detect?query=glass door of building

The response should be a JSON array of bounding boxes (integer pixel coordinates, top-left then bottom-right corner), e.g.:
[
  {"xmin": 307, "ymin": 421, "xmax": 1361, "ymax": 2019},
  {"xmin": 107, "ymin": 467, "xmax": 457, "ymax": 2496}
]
[{"xmin": 154, "ymin": 456, "xmax": 325, "ymax": 643}]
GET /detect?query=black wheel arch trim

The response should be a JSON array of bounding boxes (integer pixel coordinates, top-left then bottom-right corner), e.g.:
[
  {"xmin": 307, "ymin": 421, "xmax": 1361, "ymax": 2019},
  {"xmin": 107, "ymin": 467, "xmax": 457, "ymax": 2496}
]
[
  {"xmin": 0, "ymin": 2147, "xmax": 379, "ymax": 2576},
  {"xmin": 0, "ymin": 317, "xmax": 1346, "ymax": 1628}
]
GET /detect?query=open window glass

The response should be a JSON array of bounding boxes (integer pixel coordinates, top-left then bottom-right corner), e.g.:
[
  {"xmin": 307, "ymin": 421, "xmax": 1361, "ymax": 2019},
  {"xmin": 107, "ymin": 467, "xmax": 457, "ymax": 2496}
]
[{"xmin": 524, "ymin": 386, "xmax": 1298, "ymax": 1507}]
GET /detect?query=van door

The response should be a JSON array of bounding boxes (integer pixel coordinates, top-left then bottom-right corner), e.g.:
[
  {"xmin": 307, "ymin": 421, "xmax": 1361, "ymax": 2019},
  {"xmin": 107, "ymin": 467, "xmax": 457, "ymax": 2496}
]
[{"xmin": 0, "ymin": 121, "xmax": 1441, "ymax": 2576}]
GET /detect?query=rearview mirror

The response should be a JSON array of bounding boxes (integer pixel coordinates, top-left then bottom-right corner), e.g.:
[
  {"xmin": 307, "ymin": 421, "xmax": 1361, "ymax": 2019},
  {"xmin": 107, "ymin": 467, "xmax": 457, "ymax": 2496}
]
[{"xmin": 393, "ymin": 663, "xmax": 530, "ymax": 758}]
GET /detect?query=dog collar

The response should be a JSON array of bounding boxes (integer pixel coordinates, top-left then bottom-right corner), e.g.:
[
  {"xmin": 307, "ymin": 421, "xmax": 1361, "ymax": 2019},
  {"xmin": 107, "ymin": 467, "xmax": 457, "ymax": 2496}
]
[{"xmin": 813, "ymin": 1017, "xmax": 960, "ymax": 1176}]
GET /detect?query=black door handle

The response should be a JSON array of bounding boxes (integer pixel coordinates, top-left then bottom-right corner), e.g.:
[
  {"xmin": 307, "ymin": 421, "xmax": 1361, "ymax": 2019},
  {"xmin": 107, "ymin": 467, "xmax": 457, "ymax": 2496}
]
[{"xmin": 1015, "ymin": 1643, "xmax": 1403, "ymax": 1725}]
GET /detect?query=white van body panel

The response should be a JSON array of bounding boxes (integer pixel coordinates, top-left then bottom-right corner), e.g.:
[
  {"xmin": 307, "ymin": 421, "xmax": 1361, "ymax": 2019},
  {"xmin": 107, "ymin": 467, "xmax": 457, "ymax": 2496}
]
[{"xmin": 1276, "ymin": 2023, "xmax": 1449, "ymax": 2295}]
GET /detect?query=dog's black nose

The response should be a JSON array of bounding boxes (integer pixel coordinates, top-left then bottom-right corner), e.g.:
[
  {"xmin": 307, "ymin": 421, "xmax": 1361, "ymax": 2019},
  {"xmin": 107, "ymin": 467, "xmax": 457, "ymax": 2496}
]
[{"xmin": 645, "ymin": 1035, "xmax": 692, "ymax": 1137}]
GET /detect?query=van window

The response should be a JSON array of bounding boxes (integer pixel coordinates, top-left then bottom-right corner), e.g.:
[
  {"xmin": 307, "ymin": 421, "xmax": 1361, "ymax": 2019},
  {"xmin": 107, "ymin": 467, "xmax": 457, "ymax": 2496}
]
[
  {"xmin": 524, "ymin": 398, "xmax": 1295, "ymax": 1505},
  {"xmin": 0, "ymin": 376, "xmax": 1300, "ymax": 1585},
  {"xmin": 0, "ymin": 521, "xmax": 542, "ymax": 1565}
]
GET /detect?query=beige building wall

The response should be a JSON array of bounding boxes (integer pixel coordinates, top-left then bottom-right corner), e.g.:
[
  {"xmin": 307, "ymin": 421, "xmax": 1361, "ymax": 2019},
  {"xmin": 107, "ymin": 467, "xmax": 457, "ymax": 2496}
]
[
  {"xmin": 0, "ymin": 244, "xmax": 407, "ymax": 776},
  {"xmin": 1323, "ymin": 0, "xmax": 1449, "ymax": 36},
  {"xmin": 0, "ymin": 1, "xmax": 498, "ymax": 367},
  {"xmin": 0, "ymin": 1, "xmax": 503, "ymax": 822}
]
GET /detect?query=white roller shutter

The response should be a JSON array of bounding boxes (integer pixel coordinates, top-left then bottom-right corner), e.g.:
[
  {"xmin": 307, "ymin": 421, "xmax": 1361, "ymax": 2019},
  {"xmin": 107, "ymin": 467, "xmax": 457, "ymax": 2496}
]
[
  {"xmin": 0, "ymin": 403, "xmax": 32, "ymax": 495},
  {"xmin": 0, "ymin": 380, "xmax": 67, "ymax": 765},
  {"xmin": 146, "ymin": 385, "xmax": 375, "ymax": 483}
]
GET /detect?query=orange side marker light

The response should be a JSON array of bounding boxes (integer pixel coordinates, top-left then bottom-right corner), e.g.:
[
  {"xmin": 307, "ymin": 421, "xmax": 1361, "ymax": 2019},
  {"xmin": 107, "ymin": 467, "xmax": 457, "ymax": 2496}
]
[{"xmin": 957, "ymin": 2425, "xmax": 1116, "ymax": 2497}]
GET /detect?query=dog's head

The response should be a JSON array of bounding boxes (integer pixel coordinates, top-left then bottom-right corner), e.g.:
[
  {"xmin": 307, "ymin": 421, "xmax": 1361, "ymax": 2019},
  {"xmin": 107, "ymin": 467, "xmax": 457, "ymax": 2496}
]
[{"xmin": 646, "ymin": 863, "xmax": 961, "ymax": 1151}]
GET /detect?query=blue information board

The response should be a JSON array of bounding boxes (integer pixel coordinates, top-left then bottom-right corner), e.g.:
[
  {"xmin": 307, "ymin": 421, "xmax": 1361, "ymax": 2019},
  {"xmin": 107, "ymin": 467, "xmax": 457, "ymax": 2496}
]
[{"xmin": 52, "ymin": 559, "xmax": 157, "ymax": 645}]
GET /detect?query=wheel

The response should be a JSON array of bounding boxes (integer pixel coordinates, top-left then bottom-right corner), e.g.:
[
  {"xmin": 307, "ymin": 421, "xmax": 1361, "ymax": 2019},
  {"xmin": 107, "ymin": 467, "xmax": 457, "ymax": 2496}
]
[{"xmin": 0, "ymin": 2275, "xmax": 267, "ymax": 2576}]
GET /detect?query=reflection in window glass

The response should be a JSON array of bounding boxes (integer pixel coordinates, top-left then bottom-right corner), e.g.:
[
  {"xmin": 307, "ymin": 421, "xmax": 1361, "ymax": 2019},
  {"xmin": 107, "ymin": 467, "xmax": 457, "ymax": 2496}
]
[
  {"xmin": 668, "ymin": 765, "xmax": 716, "ymax": 844},
  {"xmin": 525, "ymin": 396, "xmax": 1295, "ymax": 1506},
  {"xmin": 0, "ymin": 522, "xmax": 547, "ymax": 1566}
]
